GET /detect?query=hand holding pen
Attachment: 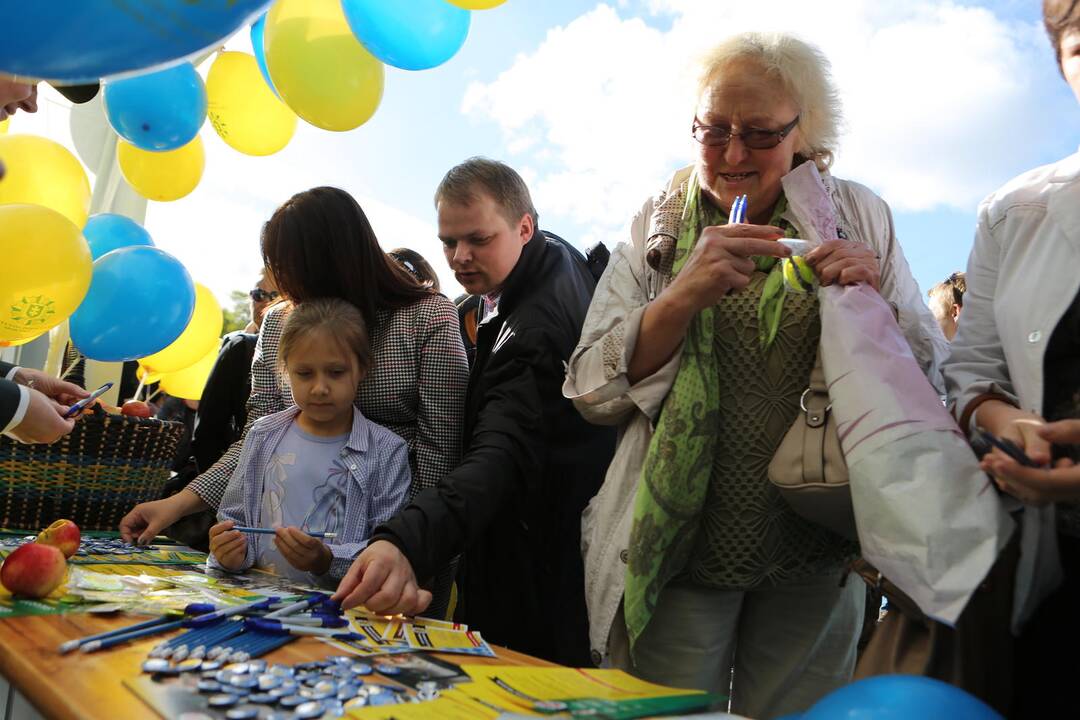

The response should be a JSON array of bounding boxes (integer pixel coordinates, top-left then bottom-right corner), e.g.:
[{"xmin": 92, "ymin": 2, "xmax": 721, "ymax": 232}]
[
  {"xmin": 208, "ymin": 520, "xmax": 248, "ymax": 572},
  {"xmin": 273, "ymin": 526, "xmax": 333, "ymax": 576},
  {"xmin": 663, "ymin": 192, "xmax": 791, "ymax": 313}
]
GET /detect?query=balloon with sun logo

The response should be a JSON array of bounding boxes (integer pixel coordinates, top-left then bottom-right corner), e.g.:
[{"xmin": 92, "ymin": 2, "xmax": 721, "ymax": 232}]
[{"xmin": 0, "ymin": 205, "xmax": 93, "ymax": 345}]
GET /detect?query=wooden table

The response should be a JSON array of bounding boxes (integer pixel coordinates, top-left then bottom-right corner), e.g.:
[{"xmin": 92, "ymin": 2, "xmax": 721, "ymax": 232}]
[{"xmin": 0, "ymin": 611, "xmax": 551, "ymax": 719}]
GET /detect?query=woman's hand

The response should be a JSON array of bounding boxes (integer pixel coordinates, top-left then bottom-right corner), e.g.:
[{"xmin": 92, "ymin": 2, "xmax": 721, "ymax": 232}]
[
  {"xmin": 666, "ymin": 224, "xmax": 791, "ymax": 314},
  {"xmin": 628, "ymin": 224, "xmax": 789, "ymax": 384},
  {"xmin": 976, "ymin": 400, "xmax": 1051, "ymax": 464},
  {"xmin": 980, "ymin": 419, "xmax": 1080, "ymax": 505},
  {"xmin": 804, "ymin": 240, "xmax": 880, "ymax": 291},
  {"xmin": 274, "ymin": 526, "xmax": 332, "ymax": 575},
  {"xmin": 209, "ymin": 520, "xmax": 247, "ymax": 571},
  {"xmin": 119, "ymin": 490, "xmax": 208, "ymax": 545}
]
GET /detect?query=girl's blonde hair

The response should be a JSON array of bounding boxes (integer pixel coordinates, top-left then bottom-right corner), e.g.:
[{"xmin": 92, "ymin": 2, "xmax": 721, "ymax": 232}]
[
  {"xmin": 697, "ymin": 32, "xmax": 842, "ymax": 170},
  {"xmin": 279, "ymin": 298, "xmax": 372, "ymax": 376}
]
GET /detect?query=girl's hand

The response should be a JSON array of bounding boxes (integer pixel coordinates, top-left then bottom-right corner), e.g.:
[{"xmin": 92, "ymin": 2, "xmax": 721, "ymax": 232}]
[
  {"xmin": 804, "ymin": 240, "xmax": 881, "ymax": 291},
  {"xmin": 274, "ymin": 526, "xmax": 332, "ymax": 575},
  {"xmin": 209, "ymin": 520, "xmax": 247, "ymax": 571}
]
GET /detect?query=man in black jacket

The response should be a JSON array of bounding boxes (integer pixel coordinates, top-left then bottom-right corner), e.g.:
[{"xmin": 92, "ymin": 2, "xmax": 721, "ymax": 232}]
[{"xmin": 334, "ymin": 158, "xmax": 614, "ymax": 666}]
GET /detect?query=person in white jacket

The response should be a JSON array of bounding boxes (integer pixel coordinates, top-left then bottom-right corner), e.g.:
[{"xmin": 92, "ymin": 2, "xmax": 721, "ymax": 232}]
[
  {"xmin": 943, "ymin": 1, "xmax": 1080, "ymax": 715},
  {"xmin": 563, "ymin": 32, "xmax": 945, "ymax": 719}
]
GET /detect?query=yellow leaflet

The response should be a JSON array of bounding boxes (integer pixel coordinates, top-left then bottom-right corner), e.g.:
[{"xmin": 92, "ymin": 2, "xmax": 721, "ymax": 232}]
[
  {"xmin": 403, "ymin": 625, "xmax": 494, "ymax": 656},
  {"xmin": 450, "ymin": 682, "xmax": 543, "ymax": 714},
  {"xmin": 460, "ymin": 665, "xmax": 702, "ymax": 704},
  {"xmin": 349, "ymin": 618, "xmax": 404, "ymax": 648},
  {"xmin": 381, "ymin": 618, "xmax": 402, "ymax": 641},
  {"xmin": 346, "ymin": 692, "xmax": 500, "ymax": 719},
  {"xmin": 408, "ymin": 615, "xmax": 466, "ymax": 630}
]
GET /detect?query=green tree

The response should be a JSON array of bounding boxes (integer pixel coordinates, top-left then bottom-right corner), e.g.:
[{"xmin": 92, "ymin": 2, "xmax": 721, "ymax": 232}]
[{"xmin": 221, "ymin": 290, "xmax": 250, "ymax": 334}]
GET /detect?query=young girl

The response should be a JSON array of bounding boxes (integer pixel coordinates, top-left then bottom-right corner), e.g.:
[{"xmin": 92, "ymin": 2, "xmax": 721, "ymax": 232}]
[{"xmin": 209, "ymin": 298, "xmax": 412, "ymax": 584}]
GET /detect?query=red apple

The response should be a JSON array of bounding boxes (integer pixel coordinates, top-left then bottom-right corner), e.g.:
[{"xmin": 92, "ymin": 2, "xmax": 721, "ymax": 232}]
[
  {"xmin": 1, "ymin": 543, "xmax": 67, "ymax": 598},
  {"xmin": 121, "ymin": 400, "xmax": 152, "ymax": 418},
  {"xmin": 37, "ymin": 519, "xmax": 81, "ymax": 558}
]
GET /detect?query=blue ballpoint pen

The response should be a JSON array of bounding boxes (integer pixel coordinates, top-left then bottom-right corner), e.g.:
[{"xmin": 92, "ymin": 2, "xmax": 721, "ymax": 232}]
[
  {"xmin": 263, "ymin": 592, "xmax": 329, "ymax": 619},
  {"xmin": 79, "ymin": 597, "xmax": 279, "ymax": 652},
  {"xmin": 245, "ymin": 617, "xmax": 358, "ymax": 638},
  {"xmin": 59, "ymin": 602, "xmax": 215, "ymax": 653},
  {"xmin": 233, "ymin": 526, "xmax": 337, "ymax": 539}
]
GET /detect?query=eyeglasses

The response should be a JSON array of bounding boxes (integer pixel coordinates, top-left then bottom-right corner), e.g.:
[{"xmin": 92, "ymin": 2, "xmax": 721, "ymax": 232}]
[
  {"xmin": 249, "ymin": 288, "xmax": 279, "ymax": 303},
  {"xmin": 691, "ymin": 115, "xmax": 800, "ymax": 149},
  {"xmin": 389, "ymin": 253, "xmax": 419, "ymax": 279}
]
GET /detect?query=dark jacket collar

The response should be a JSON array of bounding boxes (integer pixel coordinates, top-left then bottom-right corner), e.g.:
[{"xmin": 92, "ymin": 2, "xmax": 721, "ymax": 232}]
[{"xmin": 494, "ymin": 226, "xmax": 548, "ymax": 318}]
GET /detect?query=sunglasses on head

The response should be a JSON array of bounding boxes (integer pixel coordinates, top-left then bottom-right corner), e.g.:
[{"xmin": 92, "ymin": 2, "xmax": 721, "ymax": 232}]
[{"xmin": 249, "ymin": 288, "xmax": 279, "ymax": 303}]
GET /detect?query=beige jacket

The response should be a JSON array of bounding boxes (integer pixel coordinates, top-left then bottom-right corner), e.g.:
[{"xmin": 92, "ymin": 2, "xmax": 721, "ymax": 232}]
[
  {"xmin": 943, "ymin": 150, "xmax": 1080, "ymax": 631},
  {"xmin": 563, "ymin": 165, "xmax": 949, "ymax": 660}
]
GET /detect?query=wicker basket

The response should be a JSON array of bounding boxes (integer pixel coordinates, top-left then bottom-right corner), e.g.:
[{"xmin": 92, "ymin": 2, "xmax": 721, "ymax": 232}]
[{"xmin": 0, "ymin": 407, "xmax": 186, "ymax": 532}]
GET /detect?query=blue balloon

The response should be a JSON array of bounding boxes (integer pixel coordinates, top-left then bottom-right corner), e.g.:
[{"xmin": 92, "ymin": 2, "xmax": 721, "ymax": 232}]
[
  {"xmin": 70, "ymin": 247, "xmax": 196, "ymax": 362},
  {"xmin": 341, "ymin": 0, "xmax": 471, "ymax": 71},
  {"xmin": 83, "ymin": 214, "xmax": 155, "ymax": 261},
  {"xmin": 104, "ymin": 63, "xmax": 207, "ymax": 151},
  {"xmin": 802, "ymin": 676, "xmax": 1003, "ymax": 720},
  {"xmin": 249, "ymin": 13, "xmax": 279, "ymax": 98},
  {"xmin": 0, "ymin": 1, "xmax": 272, "ymax": 83}
]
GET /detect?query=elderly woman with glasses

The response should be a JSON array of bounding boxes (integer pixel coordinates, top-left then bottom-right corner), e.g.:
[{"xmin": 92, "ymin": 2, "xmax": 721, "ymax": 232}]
[{"xmin": 564, "ymin": 32, "xmax": 945, "ymax": 718}]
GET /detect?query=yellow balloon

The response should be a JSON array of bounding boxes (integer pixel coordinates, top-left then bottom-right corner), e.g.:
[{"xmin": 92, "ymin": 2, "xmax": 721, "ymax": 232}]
[
  {"xmin": 207, "ymin": 51, "xmax": 297, "ymax": 156},
  {"xmin": 139, "ymin": 283, "xmax": 223, "ymax": 374},
  {"xmin": 0, "ymin": 135, "xmax": 90, "ymax": 227},
  {"xmin": 158, "ymin": 345, "xmax": 218, "ymax": 401},
  {"xmin": 0, "ymin": 118, "xmax": 8, "ymax": 134},
  {"xmin": 135, "ymin": 363, "xmax": 163, "ymax": 385},
  {"xmin": 265, "ymin": 0, "xmax": 385, "ymax": 132},
  {"xmin": 0, "ymin": 204, "xmax": 92, "ymax": 342},
  {"xmin": 0, "ymin": 332, "xmax": 42, "ymax": 348},
  {"xmin": 117, "ymin": 135, "xmax": 205, "ymax": 202},
  {"xmin": 447, "ymin": 0, "xmax": 507, "ymax": 7}
]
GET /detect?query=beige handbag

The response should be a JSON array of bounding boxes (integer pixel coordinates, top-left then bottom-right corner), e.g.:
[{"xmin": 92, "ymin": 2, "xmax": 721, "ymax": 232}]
[{"xmin": 768, "ymin": 347, "xmax": 857, "ymax": 539}]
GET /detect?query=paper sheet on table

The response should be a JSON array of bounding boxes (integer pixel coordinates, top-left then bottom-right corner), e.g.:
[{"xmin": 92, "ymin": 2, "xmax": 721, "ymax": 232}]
[
  {"xmin": 346, "ymin": 690, "xmax": 502, "ymax": 719},
  {"xmin": 403, "ymin": 624, "xmax": 496, "ymax": 657},
  {"xmin": 459, "ymin": 665, "xmax": 699, "ymax": 705},
  {"xmin": 783, "ymin": 161, "xmax": 1015, "ymax": 624}
]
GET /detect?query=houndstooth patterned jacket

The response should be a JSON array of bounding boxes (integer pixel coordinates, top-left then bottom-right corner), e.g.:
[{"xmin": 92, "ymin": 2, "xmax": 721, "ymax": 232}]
[{"xmin": 187, "ymin": 293, "xmax": 468, "ymax": 508}]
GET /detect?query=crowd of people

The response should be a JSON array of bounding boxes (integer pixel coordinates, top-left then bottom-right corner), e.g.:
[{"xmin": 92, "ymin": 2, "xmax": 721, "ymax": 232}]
[{"xmin": 3, "ymin": 2, "xmax": 1080, "ymax": 718}]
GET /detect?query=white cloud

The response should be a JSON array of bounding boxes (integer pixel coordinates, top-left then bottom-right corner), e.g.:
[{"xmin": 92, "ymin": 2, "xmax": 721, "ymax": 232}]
[{"xmin": 462, "ymin": 0, "xmax": 1068, "ymax": 244}]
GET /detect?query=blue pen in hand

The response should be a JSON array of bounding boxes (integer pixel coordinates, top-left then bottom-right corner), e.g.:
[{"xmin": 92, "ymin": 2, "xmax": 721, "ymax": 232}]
[
  {"xmin": 233, "ymin": 526, "xmax": 337, "ymax": 539},
  {"xmin": 63, "ymin": 382, "xmax": 114, "ymax": 418}
]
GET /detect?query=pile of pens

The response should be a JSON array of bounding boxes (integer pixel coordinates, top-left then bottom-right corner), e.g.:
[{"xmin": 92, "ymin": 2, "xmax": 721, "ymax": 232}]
[{"xmin": 59, "ymin": 593, "xmax": 353, "ymax": 665}]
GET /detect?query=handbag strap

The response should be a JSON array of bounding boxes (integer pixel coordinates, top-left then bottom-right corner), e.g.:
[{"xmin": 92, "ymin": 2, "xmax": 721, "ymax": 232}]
[{"xmin": 800, "ymin": 346, "xmax": 830, "ymax": 483}]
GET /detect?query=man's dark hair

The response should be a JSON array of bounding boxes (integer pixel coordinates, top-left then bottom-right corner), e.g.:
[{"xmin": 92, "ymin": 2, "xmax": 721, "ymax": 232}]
[{"xmin": 434, "ymin": 157, "xmax": 538, "ymax": 229}]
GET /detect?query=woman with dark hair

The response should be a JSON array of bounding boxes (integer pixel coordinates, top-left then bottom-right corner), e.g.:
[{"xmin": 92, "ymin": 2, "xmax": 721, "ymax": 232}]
[{"xmin": 120, "ymin": 188, "xmax": 468, "ymax": 562}]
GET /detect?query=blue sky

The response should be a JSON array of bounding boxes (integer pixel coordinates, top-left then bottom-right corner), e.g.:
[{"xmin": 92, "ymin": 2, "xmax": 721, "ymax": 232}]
[{"xmin": 14, "ymin": 0, "xmax": 1080, "ymax": 303}]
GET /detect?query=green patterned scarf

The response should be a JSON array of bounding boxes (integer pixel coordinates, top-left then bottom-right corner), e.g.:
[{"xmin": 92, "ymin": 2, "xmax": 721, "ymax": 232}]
[{"xmin": 623, "ymin": 173, "xmax": 798, "ymax": 648}]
